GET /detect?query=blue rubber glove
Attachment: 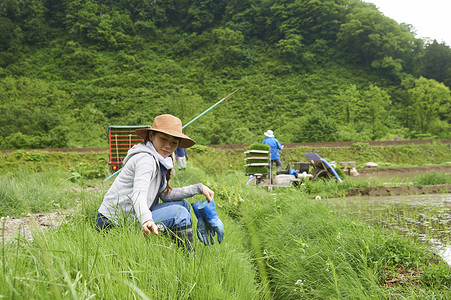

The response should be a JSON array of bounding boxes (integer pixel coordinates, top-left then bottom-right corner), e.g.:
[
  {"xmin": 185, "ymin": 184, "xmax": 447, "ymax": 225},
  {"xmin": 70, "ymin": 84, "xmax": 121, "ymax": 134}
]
[
  {"xmin": 198, "ymin": 199, "xmax": 224, "ymax": 244},
  {"xmin": 191, "ymin": 201, "xmax": 213, "ymax": 245}
]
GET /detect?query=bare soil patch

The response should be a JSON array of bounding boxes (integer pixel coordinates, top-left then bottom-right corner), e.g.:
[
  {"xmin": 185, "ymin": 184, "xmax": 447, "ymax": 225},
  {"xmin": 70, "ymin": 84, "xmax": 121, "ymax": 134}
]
[{"xmin": 1, "ymin": 209, "xmax": 75, "ymax": 244}]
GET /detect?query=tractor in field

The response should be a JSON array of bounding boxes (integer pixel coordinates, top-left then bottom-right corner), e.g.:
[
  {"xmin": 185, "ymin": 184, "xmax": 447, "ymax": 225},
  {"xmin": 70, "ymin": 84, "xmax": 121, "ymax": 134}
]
[{"xmin": 246, "ymin": 150, "xmax": 342, "ymax": 188}]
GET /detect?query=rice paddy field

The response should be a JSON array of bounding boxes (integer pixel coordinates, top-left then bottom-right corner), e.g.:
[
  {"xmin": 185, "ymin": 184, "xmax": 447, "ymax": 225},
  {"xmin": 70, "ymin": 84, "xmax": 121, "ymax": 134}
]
[{"xmin": 1, "ymin": 143, "xmax": 450, "ymax": 299}]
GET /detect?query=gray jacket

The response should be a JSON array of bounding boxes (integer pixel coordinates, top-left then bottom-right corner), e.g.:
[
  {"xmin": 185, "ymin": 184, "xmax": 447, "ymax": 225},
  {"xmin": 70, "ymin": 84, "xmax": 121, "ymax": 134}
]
[{"xmin": 98, "ymin": 143, "xmax": 203, "ymax": 225}]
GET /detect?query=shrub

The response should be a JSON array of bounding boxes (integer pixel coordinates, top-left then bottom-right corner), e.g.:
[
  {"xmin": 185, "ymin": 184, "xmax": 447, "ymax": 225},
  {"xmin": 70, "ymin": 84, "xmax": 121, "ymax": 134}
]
[{"xmin": 414, "ymin": 172, "xmax": 450, "ymax": 185}]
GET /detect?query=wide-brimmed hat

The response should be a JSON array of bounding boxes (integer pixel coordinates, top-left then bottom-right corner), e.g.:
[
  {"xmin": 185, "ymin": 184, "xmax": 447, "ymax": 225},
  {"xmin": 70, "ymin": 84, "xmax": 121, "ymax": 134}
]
[
  {"xmin": 136, "ymin": 114, "xmax": 196, "ymax": 148},
  {"xmin": 264, "ymin": 130, "xmax": 274, "ymax": 137}
]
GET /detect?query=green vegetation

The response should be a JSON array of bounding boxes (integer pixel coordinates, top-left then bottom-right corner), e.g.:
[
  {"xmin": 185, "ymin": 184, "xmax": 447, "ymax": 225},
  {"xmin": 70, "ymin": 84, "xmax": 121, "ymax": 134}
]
[
  {"xmin": 1, "ymin": 145, "xmax": 450, "ymax": 298},
  {"xmin": 1, "ymin": 0, "xmax": 450, "ymax": 149},
  {"xmin": 1, "ymin": 183, "xmax": 260, "ymax": 299},
  {"xmin": 245, "ymin": 143, "xmax": 270, "ymax": 175},
  {"xmin": 414, "ymin": 172, "xmax": 451, "ymax": 186},
  {"xmin": 243, "ymin": 186, "xmax": 450, "ymax": 298},
  {"xmin": 0, "ymin": 172, "xmax": 76, "ymax": 217}
]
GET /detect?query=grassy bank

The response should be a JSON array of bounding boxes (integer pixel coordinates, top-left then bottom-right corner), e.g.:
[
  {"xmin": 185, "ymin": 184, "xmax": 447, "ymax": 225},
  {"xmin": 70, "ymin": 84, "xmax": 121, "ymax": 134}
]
[
  {"xmin": 1, "ymin": 144, "xmax": 450, "ymax": 298},
  {"xmin": 184, "ymin": 142, "xmax": 451, "ymax": 177},
  {"xmin": 236, "ymin": 182, "xmax": 450, "ymax": 298}
]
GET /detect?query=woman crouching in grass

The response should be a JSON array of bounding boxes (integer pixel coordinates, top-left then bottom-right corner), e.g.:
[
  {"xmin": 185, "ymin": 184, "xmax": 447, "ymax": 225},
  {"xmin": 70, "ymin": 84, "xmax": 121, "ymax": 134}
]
[{"xmin": 95, "ymin": 114, "xmax": 214, "ymax": 251}]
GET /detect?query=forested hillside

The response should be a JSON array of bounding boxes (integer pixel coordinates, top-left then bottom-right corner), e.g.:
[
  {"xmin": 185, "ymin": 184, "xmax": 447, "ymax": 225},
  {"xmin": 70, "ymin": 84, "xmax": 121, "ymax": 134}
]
[{"xmin": 1, "ymin": 0, "xmax": 450, "ymax": 149}]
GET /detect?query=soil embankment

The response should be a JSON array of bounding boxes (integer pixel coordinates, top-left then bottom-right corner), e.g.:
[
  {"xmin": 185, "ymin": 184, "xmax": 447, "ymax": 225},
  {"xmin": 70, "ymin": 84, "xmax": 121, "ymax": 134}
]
[
  {"xmin": 358, "ymin": 165, "xmax": 451, "ymax": 177},
  {"xmin": 346, "ymin": 165, "xmax": 451, "ymax": 197},
  {"xmin": 346, "ymin": 184, "xmax": 451, "ymax": 197}
]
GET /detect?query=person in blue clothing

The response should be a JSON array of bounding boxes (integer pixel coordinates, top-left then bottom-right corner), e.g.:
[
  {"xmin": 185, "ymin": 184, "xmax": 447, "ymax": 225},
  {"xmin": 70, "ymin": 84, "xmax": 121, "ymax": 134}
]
[
  {"xmin": 262, "ymin": 129, "xmax": 284, "ymax": 172},
  {"xmin": 175, "ymin": 147, "xmax": 188, "ymax": 170}
]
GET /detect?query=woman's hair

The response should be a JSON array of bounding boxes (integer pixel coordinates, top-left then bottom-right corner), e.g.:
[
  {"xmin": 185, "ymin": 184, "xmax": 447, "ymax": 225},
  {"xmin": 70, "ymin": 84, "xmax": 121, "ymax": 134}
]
[{"xmin": 143, "ymin": 131, "xmax": 173, "ymax": 195}]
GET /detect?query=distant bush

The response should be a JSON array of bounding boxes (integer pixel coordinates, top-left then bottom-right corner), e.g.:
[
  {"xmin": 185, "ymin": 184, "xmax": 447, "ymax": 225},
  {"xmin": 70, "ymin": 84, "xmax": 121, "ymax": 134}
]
[
  {"xmin": 69, "ymin": 160, "xmax": 108, "ymax": 182},
  {"xmin": 189, "ymin": 144, "xmax": 210, "ymax": 153},
  {"xmin": 414, "ymin": 172, "xmax": 451, "ymax": 185}
]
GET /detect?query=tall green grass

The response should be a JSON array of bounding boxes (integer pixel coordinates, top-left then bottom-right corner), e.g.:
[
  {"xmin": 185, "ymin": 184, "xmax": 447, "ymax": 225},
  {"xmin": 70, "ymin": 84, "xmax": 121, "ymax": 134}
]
[
  {"xmin": 237, "ymin": 187, "xmax": 450, "ymax": 299},
  {"xmin": 1, "ymin": 148, "xmax": 450, "ymax": 299},
  {"xmin": 0, "ymin": 172, "xmax": 80, "ymax": 217},
  {"xmin": 1, "ymin": 217, "xmax": 261, "ymax": 299},
  {"xmin": 1, "ymin": 171, "xmax": 261, "ymax": 299}
]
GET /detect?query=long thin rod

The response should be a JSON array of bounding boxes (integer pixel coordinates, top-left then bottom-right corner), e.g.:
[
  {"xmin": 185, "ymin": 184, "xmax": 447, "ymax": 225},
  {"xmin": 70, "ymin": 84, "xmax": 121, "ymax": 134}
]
[{"xmin": 182, "ymin": 89, "xmax": 238, "ymax": 129}]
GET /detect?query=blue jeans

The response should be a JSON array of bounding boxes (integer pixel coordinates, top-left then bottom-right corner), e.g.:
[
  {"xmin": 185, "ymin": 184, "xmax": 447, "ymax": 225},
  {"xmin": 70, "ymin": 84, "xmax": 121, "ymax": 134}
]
[
  {"xmin": 95, "ymin": 199, "xmax": 192, "ymax": 232},
  {"xmin": 151, "ymin": 199, "xmax": 192, "ymax": 229}
]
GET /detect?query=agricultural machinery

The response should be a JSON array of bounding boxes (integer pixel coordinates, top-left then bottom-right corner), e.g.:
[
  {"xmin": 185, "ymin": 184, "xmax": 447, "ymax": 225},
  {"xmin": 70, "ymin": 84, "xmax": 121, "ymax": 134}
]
[{"xmin": 246, "ymin": 151, "xmax": 342, "ymax": 188}]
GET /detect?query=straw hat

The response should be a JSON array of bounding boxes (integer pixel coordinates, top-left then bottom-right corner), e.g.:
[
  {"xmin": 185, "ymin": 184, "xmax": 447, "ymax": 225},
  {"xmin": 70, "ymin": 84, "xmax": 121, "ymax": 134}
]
[
  {"xmin": 264, "ymin": 130, "xmax": 274, "ymax": 137},
  {"xmin": 136, "ymin": 114, "xmax": 196, "ymax": 148}
]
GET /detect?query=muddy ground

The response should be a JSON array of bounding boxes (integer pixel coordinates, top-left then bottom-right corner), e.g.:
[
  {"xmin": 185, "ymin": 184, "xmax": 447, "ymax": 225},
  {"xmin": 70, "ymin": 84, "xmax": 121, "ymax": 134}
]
[
  {"xmin": 346, "ymin": 184, "xmax": 451, "ymax": 197},
  {"xmin": 1, "ymin": 165, "xmax": 450, "ymax": 244}
]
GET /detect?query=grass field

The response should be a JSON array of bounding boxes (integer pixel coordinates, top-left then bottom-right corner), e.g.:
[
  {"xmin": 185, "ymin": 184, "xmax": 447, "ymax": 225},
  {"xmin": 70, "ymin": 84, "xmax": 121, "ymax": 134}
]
[{"xmin": 1, "ymin": 143, "xmax": 450, "ymax": 298}]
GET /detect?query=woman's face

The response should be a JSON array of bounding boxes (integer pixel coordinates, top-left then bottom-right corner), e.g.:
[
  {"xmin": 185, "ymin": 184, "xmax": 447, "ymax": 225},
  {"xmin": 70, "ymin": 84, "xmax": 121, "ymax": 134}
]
[{"xmin": 150, "ymin": 132, "xmax": 180, "ymax": 158}]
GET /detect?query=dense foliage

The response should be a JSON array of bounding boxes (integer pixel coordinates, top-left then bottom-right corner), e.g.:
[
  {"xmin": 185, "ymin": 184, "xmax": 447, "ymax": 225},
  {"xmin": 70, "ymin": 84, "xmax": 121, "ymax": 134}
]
[{"xmin": 0, "ymin": 0, "xmax": 450, "ymax": 149}]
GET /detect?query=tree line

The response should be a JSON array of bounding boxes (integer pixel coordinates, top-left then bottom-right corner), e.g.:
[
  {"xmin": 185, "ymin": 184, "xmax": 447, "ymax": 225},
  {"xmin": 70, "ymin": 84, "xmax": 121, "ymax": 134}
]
[{"xmin": 0, "ymin": 0, "xmax": 450, "ymax": 149}]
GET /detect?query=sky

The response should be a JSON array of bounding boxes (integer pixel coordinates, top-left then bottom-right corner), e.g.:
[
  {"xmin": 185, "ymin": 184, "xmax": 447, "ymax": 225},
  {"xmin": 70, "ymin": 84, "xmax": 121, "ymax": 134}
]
[{"xmin": 364, "ymin": 0, "xmax": 451, "ymax": 46}]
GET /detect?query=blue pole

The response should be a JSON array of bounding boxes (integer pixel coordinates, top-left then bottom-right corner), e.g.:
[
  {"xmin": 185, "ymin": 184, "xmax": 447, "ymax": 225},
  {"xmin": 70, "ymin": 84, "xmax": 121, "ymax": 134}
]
[
  {"xmin": 103, "ymin": 89, "xmax": 238, "ymax": 182},
  {"xmin": 104, "ymin": 168, "xmax": 122, "ymax": 182},
  {"xmin": 182, "ymin": 89, "xmax": 238, "ymax": 129}
]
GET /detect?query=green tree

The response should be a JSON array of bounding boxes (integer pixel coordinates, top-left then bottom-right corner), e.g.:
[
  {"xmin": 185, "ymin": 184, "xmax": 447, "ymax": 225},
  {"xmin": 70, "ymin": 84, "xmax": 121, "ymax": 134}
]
[
  {"xmin": 162, "ymin": 88, "xmax": 205, "ymax": 123},
  {"xmin": 66, "ymin": 103, "xmax": 108, "ymax": 147},
  {"xmin": 337, "ymin": 2, "xmax": 418, "ymax": 76},
  {"xmin": 408, "ymin": 77, "xmax": 451, "ymax": 135},
  {"xmin": 298, "ymin": 113, "xmax": 338, "ymax": 142},
  {"xmin": 208, "ymin": 27, "xmax": 245, "ymax": 67},
  {"xmin": 360, "ymin": 85, "xmax": 391, "ymax": 140},
  {"xmin": 275, "ymin": 33, "xmax": 304, "ymax": 64},
  {"xmin": 64, "ymin": 0, "xmax": 132, "ymax": 48},
  {"xmin": 335, "ymin": 84, "xmax": 362, "ymax": 124},
  {"xmin": 0, "ymin": 16, "xmax": 16, "ymax": 51},
  {"xmin": 420, "ymin": 40, "xmax": 451, "ymax": 87}
]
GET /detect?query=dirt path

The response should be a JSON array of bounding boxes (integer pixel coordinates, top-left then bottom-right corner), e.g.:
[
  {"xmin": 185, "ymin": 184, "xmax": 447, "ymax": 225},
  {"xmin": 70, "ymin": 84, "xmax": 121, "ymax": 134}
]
[
  {"xmin": 1, "ymin": 209, "xmax": 75, "ymax": 244},
  {"xmin": 1, "ymin": 139, "xmax": 450, "ymax": 153}
]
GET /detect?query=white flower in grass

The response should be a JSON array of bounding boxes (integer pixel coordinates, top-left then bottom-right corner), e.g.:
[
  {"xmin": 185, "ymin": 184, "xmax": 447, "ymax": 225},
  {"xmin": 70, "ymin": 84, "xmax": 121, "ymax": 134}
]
[{"xmin": 295, "ymin": 279, "xmax": 304, "ymax": 286}]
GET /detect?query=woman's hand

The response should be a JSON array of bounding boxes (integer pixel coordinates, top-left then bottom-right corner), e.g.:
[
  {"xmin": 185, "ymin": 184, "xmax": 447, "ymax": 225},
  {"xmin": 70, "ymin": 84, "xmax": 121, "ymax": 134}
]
[
  {"xmin": 142, "ymin": 219, "xmax": 159, "ymax": 236},
  {"xmin": 202, "ymin": 184, "xmax": 215, "ymax": 202}
]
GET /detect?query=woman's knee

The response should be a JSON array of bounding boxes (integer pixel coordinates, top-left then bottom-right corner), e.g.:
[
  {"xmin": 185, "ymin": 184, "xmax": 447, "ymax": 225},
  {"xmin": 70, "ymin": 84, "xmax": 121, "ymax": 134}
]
[
  {"xmin": 173, "ymin": 205, "xmax": 192, "ymax": 227},
  {"xmin": 153, "ymin": 204, "xmax": 192, "ymax": 228},
  {"xmin": 179, "ymin": 199, "xmax": 191, "ymax": 213}
]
